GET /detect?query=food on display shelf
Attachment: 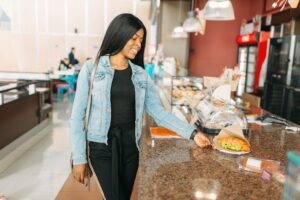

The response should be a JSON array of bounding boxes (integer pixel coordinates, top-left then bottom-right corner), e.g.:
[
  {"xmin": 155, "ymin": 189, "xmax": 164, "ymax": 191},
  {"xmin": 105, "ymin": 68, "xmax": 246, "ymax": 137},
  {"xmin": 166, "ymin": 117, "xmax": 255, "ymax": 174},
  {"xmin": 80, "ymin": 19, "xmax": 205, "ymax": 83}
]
[
  {"xmin": 172, "ymin": 90, "xmax": 182, "ymax": 98},
  {"xmin": 171, "ymin": 77, "xmax": 204, "ymax": 107},
  {"xmin": 172, "ymin": 90, "xmax": 197, "ymax": 100},
  {"xmin": 217, "ymin": 136, "xmax": 250, "ymax": 152},
  {"xmin": 211, "ymin": 99, "xmax": 225, "ymax": 109}
]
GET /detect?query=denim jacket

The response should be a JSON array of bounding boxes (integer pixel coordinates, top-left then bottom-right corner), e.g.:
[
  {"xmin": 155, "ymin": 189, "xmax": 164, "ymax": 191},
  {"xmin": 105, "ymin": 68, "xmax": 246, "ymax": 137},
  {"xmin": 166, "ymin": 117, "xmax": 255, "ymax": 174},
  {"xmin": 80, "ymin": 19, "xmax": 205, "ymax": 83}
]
[{"xmin": 70, "ymin": 55, "xmax": 195, "ymax": 165}]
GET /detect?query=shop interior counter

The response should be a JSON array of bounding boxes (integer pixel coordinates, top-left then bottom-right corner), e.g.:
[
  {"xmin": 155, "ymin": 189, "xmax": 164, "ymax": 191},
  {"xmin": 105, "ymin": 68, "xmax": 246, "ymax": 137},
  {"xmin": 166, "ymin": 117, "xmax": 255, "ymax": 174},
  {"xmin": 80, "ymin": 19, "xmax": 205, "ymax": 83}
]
[
  {"xmin": 0, "ymin": 80, "xmax": 52, "ymax": 149},
  {"xmin": 136, "ymin": 110, "xmax": 300, "ymax": 200}
]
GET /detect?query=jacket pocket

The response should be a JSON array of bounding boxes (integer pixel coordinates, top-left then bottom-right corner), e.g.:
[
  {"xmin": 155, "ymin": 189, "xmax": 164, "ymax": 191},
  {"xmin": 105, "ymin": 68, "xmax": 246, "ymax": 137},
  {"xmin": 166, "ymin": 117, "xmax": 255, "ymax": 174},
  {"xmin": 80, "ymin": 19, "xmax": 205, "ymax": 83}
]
[
  {"xmin": 92, "ymin": 71, "xmax": 105, "ymax": 100},
  {"xmin": 87, "ymin": 107, "xmax": 102, "ymax": 135}
]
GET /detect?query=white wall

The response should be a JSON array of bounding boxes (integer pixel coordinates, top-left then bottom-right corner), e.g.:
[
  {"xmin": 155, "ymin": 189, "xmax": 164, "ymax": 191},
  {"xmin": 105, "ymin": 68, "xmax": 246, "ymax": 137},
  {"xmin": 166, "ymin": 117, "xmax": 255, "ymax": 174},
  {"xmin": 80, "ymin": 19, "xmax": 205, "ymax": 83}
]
[
  {"xmin": 161, "ymin": 1, "xmax": 189, "ymax": 70},
  {"xmin": 0, "ymin": 0, "xmax": 151, "ymax": 72}
]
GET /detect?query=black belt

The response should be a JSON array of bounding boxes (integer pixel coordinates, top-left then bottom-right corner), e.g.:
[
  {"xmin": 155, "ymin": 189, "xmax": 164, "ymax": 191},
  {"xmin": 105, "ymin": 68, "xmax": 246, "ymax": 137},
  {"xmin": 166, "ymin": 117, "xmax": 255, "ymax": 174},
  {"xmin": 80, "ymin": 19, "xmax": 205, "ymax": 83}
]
[{"xmin": 109, "ymin": 122, "xmax": 135, "ymax": 200}]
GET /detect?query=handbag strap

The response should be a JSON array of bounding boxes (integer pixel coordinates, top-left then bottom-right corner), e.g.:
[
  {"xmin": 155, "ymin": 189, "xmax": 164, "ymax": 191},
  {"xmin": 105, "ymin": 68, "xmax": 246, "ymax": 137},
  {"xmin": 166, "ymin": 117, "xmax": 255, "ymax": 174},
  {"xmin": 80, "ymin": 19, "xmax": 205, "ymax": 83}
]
[{"xmin": 84, "ymin": 58, "xmax": 99, "ymax": 131}]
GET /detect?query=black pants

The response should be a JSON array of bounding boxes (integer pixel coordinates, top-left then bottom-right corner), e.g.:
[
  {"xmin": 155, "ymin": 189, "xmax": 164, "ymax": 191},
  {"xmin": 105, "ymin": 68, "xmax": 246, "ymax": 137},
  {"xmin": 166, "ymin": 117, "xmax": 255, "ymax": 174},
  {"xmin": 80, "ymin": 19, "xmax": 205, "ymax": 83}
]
[{"xmin": 89, "ymin": 123, "xmax": 139, "ymax": 200}]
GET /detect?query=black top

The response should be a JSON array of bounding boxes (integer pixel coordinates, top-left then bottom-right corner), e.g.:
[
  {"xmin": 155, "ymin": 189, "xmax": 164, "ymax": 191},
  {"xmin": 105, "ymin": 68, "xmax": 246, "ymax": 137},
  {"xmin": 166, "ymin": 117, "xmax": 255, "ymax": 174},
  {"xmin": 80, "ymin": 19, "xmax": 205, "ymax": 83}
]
[{"xmin": 110, "ymin": 66, "xmax": 136, "ymax": 126}]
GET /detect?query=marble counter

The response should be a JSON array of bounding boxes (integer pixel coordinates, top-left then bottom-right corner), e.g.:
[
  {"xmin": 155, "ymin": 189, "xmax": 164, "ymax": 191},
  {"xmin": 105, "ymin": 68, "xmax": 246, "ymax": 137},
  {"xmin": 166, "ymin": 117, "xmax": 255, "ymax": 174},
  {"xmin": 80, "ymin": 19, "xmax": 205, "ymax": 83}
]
[{"xmin": 136, "ymin": 114, "xmax": 300, "ymax": 200}]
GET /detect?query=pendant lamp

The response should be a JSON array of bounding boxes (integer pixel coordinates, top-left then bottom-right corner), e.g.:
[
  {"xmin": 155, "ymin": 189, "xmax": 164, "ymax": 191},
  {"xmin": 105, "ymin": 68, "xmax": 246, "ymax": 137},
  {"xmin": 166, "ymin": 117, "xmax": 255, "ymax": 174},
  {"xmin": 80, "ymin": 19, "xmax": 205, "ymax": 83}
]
[
  {"xmin": 183, "ymin": 0, "xmax": 202, "ymax": 33},
  {"xmin": 203, "ymin": 0, "xmax": 235, "ymax": 21},
  {"xmin": 172, "ymin": 0, "xmax": 188, "ymax": 38},
  {"xmin": 172, "ymin": 23, "xmax": 188, "ymax": 38}
]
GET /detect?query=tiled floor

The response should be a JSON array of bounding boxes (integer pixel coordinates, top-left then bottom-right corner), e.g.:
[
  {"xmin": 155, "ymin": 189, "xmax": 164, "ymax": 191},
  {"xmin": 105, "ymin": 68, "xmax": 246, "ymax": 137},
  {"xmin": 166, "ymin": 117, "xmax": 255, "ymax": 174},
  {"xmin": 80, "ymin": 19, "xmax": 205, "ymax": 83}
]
[{"xmin": 0, "ymin": 99, "xmax": 73, "ymax": 200}]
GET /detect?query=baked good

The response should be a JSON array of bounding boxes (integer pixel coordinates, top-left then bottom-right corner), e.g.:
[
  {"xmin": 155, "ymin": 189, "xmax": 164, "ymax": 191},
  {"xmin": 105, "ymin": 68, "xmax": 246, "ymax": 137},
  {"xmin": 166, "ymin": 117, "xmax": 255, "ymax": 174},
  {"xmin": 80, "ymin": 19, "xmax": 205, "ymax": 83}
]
[
  {"xmin": 241, "ymin": 157, "xmax": 279, "ymax": 173},
  {"xmin": 217, "ymin": 136, "xmax": 250, "ymax": 152}
]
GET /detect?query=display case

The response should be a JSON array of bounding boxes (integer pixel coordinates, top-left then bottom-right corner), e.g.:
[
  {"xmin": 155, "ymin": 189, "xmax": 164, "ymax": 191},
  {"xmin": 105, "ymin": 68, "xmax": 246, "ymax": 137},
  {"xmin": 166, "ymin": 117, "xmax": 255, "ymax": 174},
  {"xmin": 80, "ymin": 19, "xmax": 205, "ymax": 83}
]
[
  {"xmin": 171, "ymin": 76, "xmax": 203, "ymax": 107},
  {"xmin": 155, "ymin": 72, "xmax": 203, "ymax": 122},
  {"xmin": 236, "ymin": 32, "xmax": 270, "ymax": 96}
]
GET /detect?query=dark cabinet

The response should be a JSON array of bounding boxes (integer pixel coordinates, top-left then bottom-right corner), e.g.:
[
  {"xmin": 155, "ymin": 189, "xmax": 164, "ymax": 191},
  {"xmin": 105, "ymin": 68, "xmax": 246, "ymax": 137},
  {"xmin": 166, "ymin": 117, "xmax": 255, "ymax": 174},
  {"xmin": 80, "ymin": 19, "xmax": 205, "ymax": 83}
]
[
  {"xmin": 286, "ymin": 87, "xmax": 300, "ymax": 124},
  {"xmin": 264, "ymin": 35, "xmax": 300, "ymax": 124},
  {"xmin": 262, "ymin": 82, "xmax": 289, "ymax": 118}
]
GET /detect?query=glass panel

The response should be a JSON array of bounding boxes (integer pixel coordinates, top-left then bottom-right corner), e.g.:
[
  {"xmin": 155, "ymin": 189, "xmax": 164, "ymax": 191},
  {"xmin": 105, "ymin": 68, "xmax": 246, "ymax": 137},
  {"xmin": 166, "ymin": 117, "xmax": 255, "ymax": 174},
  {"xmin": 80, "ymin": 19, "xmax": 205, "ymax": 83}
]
[
  {"xmin": 246, "ymin": 73, "xmax": 255, "ymax": 85},
  {"xmin": 290, "ymin": 89, "xmax": 300, "ymax": 124},
  {"xmin": 248, "ymin": 63, "xmax": 255, "ymax": 73},
  {"xmin": 291, "ymin": 36, "xmax": 300, "ymax": 87},
  {"xmin": 266, "ymin": 37, "xmax": 291, "ymax": 84}
]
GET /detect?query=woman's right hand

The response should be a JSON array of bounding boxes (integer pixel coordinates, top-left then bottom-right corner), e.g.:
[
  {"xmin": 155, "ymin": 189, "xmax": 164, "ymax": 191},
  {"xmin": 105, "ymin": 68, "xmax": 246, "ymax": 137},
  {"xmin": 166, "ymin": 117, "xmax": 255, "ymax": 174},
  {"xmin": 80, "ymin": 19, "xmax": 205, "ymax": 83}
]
[{"xmin": 72, "ymin": 164, "xmax": 88, "ymax": 184}]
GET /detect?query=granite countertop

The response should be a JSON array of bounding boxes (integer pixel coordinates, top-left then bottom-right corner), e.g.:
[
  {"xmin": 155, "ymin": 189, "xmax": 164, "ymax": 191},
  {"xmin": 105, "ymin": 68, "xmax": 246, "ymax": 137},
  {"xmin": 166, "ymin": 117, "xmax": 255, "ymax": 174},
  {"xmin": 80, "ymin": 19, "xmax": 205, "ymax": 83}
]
[{"xmin": 136, "ymin": 114, "xmax": 300, "ymax": 200}]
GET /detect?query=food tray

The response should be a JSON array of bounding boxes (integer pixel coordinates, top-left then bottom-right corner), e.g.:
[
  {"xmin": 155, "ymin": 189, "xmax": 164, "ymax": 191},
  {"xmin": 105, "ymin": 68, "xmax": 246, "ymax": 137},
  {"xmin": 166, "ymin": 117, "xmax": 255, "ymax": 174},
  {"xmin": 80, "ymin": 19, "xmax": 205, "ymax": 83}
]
[{"xmin": 195, "ymin": 120, "xmax": 249, "ymax": 135}]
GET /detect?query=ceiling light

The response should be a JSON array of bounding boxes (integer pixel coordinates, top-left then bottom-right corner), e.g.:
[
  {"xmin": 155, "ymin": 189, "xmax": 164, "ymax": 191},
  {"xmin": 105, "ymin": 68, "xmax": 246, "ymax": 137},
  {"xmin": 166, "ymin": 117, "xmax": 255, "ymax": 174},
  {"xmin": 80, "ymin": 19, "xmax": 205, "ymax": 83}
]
[
  {"xmin": 203, "ymin": 0, "xmax": 235, "ymax": 21},
  {"xmin": 183, "ymin": 11, "xmax": 202, "ymax": 33},
  {"xmin": 172, "ymin": 24, "xmax": 188, "ymax": 38},
  {"xmin": 172, "ymin": 0, "xmax": 188, "ymax": 38}
]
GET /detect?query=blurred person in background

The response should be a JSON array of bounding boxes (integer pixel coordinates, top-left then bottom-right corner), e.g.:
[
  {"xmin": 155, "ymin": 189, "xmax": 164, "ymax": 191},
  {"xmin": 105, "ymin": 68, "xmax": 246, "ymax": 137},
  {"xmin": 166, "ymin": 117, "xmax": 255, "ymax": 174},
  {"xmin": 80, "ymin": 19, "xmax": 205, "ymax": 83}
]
[
  {"xmin": 58, "ymin": 58, "xmax": 71, "ymax": 71},
  {"xmin": 70, "ymin": 13, "xmax": 211, "ymax": 200},
  {"xmin": 68, "ymin": 47, "xmax": 79, "ymax": 65}
]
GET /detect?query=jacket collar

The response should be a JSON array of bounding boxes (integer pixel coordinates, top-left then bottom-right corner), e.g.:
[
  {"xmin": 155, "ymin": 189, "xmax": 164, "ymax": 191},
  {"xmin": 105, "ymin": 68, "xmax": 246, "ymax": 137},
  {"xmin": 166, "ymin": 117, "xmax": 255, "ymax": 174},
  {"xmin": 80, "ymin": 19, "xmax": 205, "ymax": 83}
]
[{"xmin": 99, "ymin": 55, "xmax": 144, "ymax": 75}]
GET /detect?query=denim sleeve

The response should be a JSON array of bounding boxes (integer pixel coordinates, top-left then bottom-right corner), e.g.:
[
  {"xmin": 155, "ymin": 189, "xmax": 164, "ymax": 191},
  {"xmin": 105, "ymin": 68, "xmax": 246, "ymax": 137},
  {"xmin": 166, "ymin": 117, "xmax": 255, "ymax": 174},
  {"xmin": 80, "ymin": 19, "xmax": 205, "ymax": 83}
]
[
  {"xmin": 144, "ymin": 74, "xmax": 195, "ymax": 139},
  {"xmin": 70, "ymin": 62, "xmax": 91, "ymax": 165}
]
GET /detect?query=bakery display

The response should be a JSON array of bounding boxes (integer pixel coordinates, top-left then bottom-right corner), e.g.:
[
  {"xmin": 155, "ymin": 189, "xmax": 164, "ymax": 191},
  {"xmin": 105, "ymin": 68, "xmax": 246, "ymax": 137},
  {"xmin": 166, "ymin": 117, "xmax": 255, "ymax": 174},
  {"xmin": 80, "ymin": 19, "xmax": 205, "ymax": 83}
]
[{"xmin": 171, "ymin": 76, "xmax": 203, "ymax": 106}]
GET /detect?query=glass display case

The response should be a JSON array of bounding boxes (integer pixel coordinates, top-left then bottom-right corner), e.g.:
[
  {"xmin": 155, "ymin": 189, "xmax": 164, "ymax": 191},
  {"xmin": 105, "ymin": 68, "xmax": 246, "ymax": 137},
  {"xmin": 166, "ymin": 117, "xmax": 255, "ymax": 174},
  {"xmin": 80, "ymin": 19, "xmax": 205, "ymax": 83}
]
[
  {"xmin": 171, "ymin": 76, "xmax": 203, "ymax": 107},
  {"xmin": 155, "ymin": 72, "xmax": 204, "ymax": 122}
]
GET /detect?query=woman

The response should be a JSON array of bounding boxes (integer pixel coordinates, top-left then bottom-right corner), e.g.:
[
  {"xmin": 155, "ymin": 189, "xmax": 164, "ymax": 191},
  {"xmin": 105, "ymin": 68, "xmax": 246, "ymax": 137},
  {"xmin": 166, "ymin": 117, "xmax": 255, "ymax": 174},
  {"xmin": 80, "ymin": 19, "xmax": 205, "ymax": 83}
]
[{"xmin": 71, "ymin": 13, "xmax": 211, "ymax": 200}]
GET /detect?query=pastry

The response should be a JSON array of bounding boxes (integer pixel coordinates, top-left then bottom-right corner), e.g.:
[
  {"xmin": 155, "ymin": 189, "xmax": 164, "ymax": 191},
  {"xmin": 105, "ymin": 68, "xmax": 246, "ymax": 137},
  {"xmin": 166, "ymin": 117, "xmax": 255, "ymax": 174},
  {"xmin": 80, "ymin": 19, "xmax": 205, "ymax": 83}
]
[{"xmin": 217, "ymin": 136, "xmax": 250, "ymax": 152}]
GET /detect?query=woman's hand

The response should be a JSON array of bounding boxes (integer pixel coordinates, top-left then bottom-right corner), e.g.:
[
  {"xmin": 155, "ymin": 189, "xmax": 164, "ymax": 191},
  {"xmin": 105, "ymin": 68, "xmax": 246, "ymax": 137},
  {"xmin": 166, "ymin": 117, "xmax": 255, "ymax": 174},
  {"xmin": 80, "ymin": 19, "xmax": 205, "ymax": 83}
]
[
  {"xmin": 72, "ymin": 164, "xmax": 88, "ymax": 184},
  {"xmin": 193, "ymin": 132, "xmax": 212, "ymax": 148}
]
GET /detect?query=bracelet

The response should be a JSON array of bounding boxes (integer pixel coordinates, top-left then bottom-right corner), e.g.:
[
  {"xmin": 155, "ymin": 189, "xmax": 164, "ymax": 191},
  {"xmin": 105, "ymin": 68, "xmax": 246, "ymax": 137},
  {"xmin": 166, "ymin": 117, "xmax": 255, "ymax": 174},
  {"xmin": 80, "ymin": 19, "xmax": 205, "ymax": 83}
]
[{"xmin": 189, "ymin": 129, "xmax": 198, "ymax": 140}]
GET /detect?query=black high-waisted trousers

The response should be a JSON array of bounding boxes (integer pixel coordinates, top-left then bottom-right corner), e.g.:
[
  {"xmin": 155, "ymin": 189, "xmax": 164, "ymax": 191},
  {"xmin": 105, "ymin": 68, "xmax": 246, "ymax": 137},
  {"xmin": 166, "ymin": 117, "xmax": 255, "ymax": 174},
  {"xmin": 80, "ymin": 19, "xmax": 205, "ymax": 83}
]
[{"xmin": 89, "ymin": 123, "xmax": 139, "ymax": 200}]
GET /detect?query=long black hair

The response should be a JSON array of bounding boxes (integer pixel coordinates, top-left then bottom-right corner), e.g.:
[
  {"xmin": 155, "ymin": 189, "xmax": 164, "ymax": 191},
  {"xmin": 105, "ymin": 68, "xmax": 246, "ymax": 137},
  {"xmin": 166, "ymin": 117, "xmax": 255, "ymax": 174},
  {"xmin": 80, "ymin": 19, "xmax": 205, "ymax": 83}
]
[{"xmin": 96, "ymin": 13, "xmax": 147, "ymax": 68}]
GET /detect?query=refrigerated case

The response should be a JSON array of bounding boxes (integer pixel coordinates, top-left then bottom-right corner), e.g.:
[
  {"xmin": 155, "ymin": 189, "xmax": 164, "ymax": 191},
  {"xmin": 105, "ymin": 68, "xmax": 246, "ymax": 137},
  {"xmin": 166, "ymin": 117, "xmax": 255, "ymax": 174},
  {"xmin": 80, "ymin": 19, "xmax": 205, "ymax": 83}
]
[
  {"xmin": 288, "ymin": 36, "xmax": 300, "ymax": 124},
  {"xmin": 263, "ymin": 35, "xmax": 300, "ymax": 122},
  {"xmin": 236, "ymin": 45, "xmax": 257, "ymax": 96},
  {"xmin": 236, "ymin": 32, "xmax": 270, "ymax": 97}
]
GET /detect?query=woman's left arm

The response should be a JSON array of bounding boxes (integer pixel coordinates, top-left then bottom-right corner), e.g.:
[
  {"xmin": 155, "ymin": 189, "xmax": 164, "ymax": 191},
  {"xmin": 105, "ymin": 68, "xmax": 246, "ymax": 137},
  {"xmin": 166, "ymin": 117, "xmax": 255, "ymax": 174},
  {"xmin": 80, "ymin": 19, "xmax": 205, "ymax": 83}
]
[{"xmin": 144, "ymin": 74, "xmax": 211, "ymax": 146}]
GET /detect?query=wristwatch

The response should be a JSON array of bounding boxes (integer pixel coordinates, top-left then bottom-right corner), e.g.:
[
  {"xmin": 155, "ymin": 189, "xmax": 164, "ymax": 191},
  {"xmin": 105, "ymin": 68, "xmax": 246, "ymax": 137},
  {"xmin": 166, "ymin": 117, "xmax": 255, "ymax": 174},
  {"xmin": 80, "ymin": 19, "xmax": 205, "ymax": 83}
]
[{"xmin": 189, "ymin": 129, "xmax": 198, "ymax": 140}]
